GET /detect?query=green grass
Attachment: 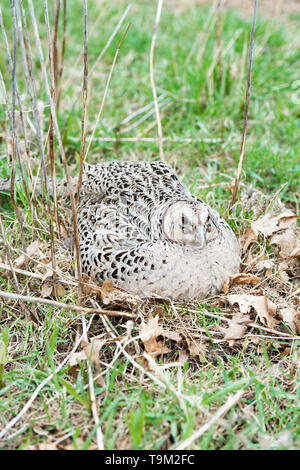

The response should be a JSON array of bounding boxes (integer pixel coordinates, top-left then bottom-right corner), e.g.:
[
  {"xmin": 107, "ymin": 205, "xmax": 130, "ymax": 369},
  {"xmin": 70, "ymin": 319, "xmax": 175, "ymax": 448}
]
[{"xmin": 0, "ymin": 0, "xmax": 299, "ymax": 450}]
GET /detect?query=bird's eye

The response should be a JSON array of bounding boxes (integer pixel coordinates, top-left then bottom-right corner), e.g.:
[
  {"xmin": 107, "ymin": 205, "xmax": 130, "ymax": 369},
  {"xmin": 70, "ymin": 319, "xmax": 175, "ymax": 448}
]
[
  {"xmin": 206, "ymin": 220, "xmax": 212, "ymax": 232},
  {"xmin": 180, "ymin": 214, "xmax": 190, "ymax": 229}
]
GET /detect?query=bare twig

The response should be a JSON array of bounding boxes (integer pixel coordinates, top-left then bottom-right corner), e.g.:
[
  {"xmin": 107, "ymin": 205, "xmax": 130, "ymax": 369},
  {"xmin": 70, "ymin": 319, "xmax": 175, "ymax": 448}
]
[
  {"xmin": 108, "ymin": 93, "xmax": 167, "ymax": 131},
  {"xmin": 43, "ymin": 0, "xmax": 59, "ymax": 296},
  {"xmin": 56, "ymin": 0, "xmax": 66, "ymax": 109},
  {"xmin": 52, "ymin": 0, "xmax": 60, "ymax": 89},
  {"xmin": 0, "ymin": 290, "xmax": 135, "ymax": 319},
  {"xmin": 0, "ymin": 262, "xmax": 77, "ymax": 287},
  {"xmin": 216, "ymin": 0, "xmax": 225, "ymax": 82},
  {"xmin": 93, "ymin": 136, "xmax": 221, "ymax": 143},
  {"xmin": 81, "ymin": 316, "xmax": 104, "ymax": 450},
  {"xmin": 229, "ymin": 0, "xmax": 258, "ymax": 210},
  {"xmin": 3, "ymin": 1, "xmax": 27, "ymax": 269},
  {"xmin": 77, "ymin": 0, "xmax": 88, "ymax": 203},
  {"xmin": 150, "ymin": 0, "xmax": 164, "ymax": 161},
  {"xmin": 120, "ymin": 97, "xmax": 171, "ymax": 134}
]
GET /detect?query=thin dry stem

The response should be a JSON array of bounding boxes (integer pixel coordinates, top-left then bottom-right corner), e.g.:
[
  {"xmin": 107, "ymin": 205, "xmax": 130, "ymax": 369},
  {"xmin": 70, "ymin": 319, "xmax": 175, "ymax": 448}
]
[
  {"xmin": 93, "ymin": 136, "xmax": 221, "ymax": 143},
  {"xmin": 81, "ymin": 315, "xmax": 104, "ymax": 450},
  {"xmin": 62, "ymin": 4, "xmax": 132, "ymax": 127},
  {"xmin": 77, "ymin": 0, "xmax": 88, "ymax": 203},
  {"xmin": 27, "ymin": 0, "xmax": 82, "ymax": 305},
  {"xmin": 150, "ymin": 0, "xmax": 165, "ymax": 162},
  {"xmin": 229, "ymin": 0, "xmax": 258, "ymax": 210},
  {"xmin": 0, "ymin": 290, "xmax": 135, "ymax": 318},
  {"xmin": 85, "ymin": 23, "xmax": 131, "ymax": 159},
  {"xmin": 56, "ymin": 0, "xmax": 66, "ymax": 109}
]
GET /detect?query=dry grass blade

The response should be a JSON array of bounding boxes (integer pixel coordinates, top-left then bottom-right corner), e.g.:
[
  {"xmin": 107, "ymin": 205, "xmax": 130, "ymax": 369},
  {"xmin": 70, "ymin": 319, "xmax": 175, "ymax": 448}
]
[
  {"xmin": 150, "ymin": 0, "xmax": 165, "ymax": 162},
  {"xmin": 175, "ymin": 389, "xmax": 245, "ymax": 450},
  {"xmin": 229, "ymin": 0, "xmax": 258, "ymax": 210},
  {"xmin": 62, "ymin": 4, "xmax": 132, "ymax": 125},
  {"xmin": 88, "ymin": 3, "xmax": 132, "ymax": 79},
  {"xmin": 85, "ymin": 23, "xmax": 131, "ymax": 159},
  {"xmin": 81, "ymin": 315, "xmax": 104, "ymax": 450}
]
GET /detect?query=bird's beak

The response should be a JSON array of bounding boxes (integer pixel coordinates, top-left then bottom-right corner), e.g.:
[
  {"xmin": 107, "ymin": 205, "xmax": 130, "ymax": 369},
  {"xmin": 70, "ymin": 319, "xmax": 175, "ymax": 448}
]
[{"xmin": 196, "ymin": 225, "xmax": 206, "ymax": 247}]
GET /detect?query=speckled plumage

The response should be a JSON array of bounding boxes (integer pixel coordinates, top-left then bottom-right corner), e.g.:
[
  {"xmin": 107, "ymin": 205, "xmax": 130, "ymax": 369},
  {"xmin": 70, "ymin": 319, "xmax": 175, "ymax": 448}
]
[{"xmin": 77, "ymin": 161, "xmax": 240, "ymax": 301}]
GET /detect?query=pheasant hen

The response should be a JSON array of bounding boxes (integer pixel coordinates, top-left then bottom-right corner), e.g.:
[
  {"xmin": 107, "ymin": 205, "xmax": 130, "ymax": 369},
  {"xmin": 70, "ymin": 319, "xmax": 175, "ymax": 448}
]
[{"xmin": 78, "ymin": 161, "xmax": 240, "ymax": 301}]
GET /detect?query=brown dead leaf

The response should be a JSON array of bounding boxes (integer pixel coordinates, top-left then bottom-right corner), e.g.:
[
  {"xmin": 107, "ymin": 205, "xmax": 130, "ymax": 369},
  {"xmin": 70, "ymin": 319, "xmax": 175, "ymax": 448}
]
[
  {"xmin": 140, "ymin": 315, "xmax": 170, "ymax": 358},
  {"xmin": 81, "ymin": 273, "xmax": 103, "ymax": 297},
  {"xmin": 40, "ymin": 280, "xmax": 66, "ymax": 299},
  {"xmin": 222, "ymin": 273, "xmax": 260, "ymax": 294},
  {"xmin": 186, "ymin": 337, "xmax": 207, "ymax": 358},
  {"xmin": 56, "ymin": 284, "xmax": 66, "ymax": 298},
  {"xmin": 14, "ymin": 239, "xmax": 42, "ymax": 268},
  {"xmin": 41, "ymin": 262, "xmax": 55, "ymax": 281},
  {"xmin": 290, "ymin": 246, "xmax": 300, "ymax": 260},
  {"xmin": 239, "ymin": 210, "xmax": 298, "ymax": 255},
  {"xmin": 178, "ymin": 350, "xmax": 189, "ymax": 364},
  {"xmin": 99, "ymin": 280, "xmax": 141, "ymax": 309},
  {"xmin": 239, "ymin": 227, "xmax": 258, "ymax": 253},
  {"xmin": 227, "ymin": 294, "xmax": 278, "ymax": 328},
  {"xmin": 41, "ymin": 280, "xmax": 53, "ymax": 297},
  {"xmin": 279, "ymin": 308, "xmax": 300, "ymax": 334},
  {"xmin": 254, "ymin": 259, "xmax": 274, "ymax": 275},
  {"xmin": 24, "ymin": 442, "xmax": 60, "ymax": 450},
  {"xmin": 68, "ymin": 337, "xmax": 107, "ymax": 385},
  {"xmin": 161, "ymin": 329, "xmax": 181, "ymax": 342},
  {"xmin": 218, "ymin": 312, "xmax": 251, "ymax": 347},
  {"xmin": 270, "ymin": 224, "xmax": 297, "ymax": 258},
  {"xmin": 251, "ymin": 210, "xmax": 297, "ymax": 238}
]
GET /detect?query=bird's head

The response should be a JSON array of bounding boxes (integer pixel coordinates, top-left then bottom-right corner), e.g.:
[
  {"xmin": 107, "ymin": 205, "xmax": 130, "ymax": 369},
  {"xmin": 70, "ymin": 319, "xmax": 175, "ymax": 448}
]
[{"xmin": 162, "ymin": 201, "xmax": 217, "ymax": 246}]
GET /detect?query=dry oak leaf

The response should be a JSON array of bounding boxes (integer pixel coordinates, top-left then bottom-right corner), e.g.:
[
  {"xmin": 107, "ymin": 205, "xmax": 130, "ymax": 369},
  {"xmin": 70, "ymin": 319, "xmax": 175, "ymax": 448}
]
[
  {"xmin": 14, "ymin": 239, "xmax": 42, "ymax": 268},
  {"xmin": 239, "ymin": 227, "xmax": 258, "ymax": 253},
  {"xmin": 222, "ymin": 273, "xmax": 260, "ymax": 294},
  {"xmin": 239, "ymin": 210, "xmax": 298, "ymax": 254},
  {"xmin": 279, "ymin": 308, "xmax": 300, "ymax": 335},
  {"xmin": 68, "ymin": 337, "xmax": 106, "ymax": 386},
  {"xmin": 140, "ymin": 315, "xmax": 171, "ymax": 358},
  {"xmin": 251, "ymin": 210, "xmax": 297, "ymax": 238},
  {"xmin": 81, "ymin": 273, "xmax": 103, "ymax": 297},
  {"xmin": 226, "ymin": 294, "xmax": 278, "ymax": 328},
  {"xmin": 40, "ymin": 280, "xmax": 53, "ymax": 298},
  {"xmin": 99, "ymin": 280, "xmax": 141, "ymax": 308},
  {"xmin": 218, "ymin": 312, "xmax": 251, "ymax": 347},
  {"xmin": 270, "ymin": 226, "xmax": 298, "ymax": 258}
]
